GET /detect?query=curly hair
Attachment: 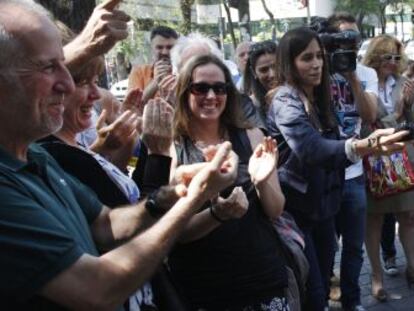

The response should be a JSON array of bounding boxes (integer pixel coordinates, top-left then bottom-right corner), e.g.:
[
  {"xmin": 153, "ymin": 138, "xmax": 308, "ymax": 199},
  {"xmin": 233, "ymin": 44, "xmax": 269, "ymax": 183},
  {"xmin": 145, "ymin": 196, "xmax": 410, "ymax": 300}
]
[{"xmin": 362, "ymin": 35, "xmax": 407, "ymax": 76}]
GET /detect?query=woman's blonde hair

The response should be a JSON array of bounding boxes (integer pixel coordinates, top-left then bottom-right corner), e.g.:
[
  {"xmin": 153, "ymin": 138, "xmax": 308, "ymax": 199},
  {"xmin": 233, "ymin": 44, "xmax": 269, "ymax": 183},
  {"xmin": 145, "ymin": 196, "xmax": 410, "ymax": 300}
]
[{"xmin": 362, "ymin": 35, "xmax": 407, "ymax": 75}]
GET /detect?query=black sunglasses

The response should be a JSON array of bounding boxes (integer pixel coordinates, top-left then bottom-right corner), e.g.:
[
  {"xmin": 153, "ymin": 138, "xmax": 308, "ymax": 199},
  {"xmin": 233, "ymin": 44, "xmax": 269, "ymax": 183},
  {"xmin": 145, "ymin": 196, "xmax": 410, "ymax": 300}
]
[
  {"xmin": 189, "ymin": 82, "xmax": 228, "ymax": 96},
  {"xmin": 382, "ymin": 54, "xmax": 402, "ymax": 62}
]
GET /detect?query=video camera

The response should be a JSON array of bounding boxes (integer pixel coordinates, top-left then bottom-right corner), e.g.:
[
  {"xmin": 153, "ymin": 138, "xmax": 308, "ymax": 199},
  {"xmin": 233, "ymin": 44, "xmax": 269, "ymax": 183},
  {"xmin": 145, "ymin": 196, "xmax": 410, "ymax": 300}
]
[{"xmin": 311, "ymin": 17, "xmax": 361, "ymax": 73}]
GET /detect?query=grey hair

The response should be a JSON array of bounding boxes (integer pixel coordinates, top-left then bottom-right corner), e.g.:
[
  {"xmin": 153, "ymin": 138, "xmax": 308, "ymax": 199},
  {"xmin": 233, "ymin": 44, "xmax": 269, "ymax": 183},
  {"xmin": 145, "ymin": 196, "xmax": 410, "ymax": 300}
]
[
  {"xmin": 170, "ymin": 32, "xmax": 223, "ymax": 72},
  {"xmin": 0, "ymin": 0, "xmax": 50, "ymax": 72},
  {"xmin": 0, "ymin": 0, "xmax": 49, "ymax": 17}
]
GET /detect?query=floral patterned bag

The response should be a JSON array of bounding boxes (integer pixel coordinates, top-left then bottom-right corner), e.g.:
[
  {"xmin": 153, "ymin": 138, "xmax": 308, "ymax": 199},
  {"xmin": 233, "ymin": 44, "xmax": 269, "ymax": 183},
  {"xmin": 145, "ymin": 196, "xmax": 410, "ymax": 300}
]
[{"xmin": 363, "ymin": 148, "xmax": 414, "ymax": 199}]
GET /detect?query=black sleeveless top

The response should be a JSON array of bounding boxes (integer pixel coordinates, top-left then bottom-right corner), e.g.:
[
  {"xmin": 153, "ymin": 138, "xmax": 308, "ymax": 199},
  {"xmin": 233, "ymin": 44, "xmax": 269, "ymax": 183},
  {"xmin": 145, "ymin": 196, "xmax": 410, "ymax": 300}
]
[{"xmin": 170, "ymin": 127, "xmax": 287, "ymax": 310}]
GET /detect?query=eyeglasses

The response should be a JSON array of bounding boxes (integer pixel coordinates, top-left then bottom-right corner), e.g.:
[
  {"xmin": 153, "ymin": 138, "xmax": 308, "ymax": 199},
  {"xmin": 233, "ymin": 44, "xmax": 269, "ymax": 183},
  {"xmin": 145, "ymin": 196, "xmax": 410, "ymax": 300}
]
[
  {"xmin": 382, "ymin": 54, "xmax": 402, "ymax": 62},
  {"xmin": 189, "ymin": 82, "xmax": 228, "ymax": 96}
]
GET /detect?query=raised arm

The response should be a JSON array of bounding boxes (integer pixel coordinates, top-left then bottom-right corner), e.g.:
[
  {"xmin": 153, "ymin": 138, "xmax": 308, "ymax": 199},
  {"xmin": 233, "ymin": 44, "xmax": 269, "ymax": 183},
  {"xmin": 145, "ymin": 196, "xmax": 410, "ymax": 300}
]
[
  {"xmin": 64, "ymin": 0, "xmax": 129, "ymax": 74},
  {"xmin": 247, "ymin": 128, "xmax": 285, "ymax": 220},
  {"xmin": 343, "ymin": 70, "xmax": 378, "ymax": 123}
]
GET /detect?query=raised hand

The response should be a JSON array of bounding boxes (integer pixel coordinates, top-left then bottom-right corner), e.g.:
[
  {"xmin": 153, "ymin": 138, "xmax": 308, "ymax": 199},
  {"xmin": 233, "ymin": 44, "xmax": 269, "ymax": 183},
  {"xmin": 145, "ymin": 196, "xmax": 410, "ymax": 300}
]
[
  {"xmin": 154, "ymin": 59, "xmax": 172, "ymax": 83},
  {"xmin": 84, "ymin": 0, "xmax": 129, "ymax": 53},
  {"xmin": 212, "ymin": 186, "xmax": 249, "ymax": 221},
  {"xmin": 91, "ymin": 109, "xmax": 140, "ymax": 153},
  {"xmin": 64, "ymin": 0, "xmax": 130, "ymax": 72},
  {"xmin": 158, "ymin": 74, "xmax": 177, "ymax": 106},
  {"xmin": 122, "ymin": 87, "xmax": 144, "ymax": 115},
  {"xmin": 142, "ymin": 98, "xmax": 174, "ymax": 156},
  {"xmin": 248, "ymin": 137, "xmax": 278, "ymax": 186},
  {"xmin": 184, "ymin": 142, "xmax": 239, "ymax": 203},
  {"xmin": 172, "ymin": 142, "xmax": 238, "ymax": 205}
]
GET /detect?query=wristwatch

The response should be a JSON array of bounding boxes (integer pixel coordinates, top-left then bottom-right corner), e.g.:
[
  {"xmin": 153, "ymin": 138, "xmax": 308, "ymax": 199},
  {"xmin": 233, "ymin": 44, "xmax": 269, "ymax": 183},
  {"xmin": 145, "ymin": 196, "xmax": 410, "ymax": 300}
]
[{"xmin": 145, "ymin": 189, "xmax": 165, "ymax": 218}]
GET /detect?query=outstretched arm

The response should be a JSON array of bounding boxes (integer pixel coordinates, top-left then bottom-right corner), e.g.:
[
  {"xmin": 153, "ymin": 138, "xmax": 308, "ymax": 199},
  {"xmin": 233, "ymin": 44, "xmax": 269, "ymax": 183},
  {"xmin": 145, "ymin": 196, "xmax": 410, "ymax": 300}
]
[{"xmin": 40, "ymin": 142, "xmax": 238, "ymax": 311}]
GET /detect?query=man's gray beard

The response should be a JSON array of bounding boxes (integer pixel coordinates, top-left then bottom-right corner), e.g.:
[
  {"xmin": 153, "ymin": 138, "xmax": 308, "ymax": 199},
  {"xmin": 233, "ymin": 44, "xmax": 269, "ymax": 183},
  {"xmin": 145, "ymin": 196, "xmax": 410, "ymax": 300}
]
[{"xmin": 13, "ymin": 81, "xmax": 63, "ymax": 140}]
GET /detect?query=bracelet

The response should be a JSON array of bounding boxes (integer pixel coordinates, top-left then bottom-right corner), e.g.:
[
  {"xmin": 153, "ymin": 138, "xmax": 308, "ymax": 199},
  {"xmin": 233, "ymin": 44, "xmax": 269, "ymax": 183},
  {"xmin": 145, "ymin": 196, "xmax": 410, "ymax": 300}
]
[
  {"xmin": 367, "ymin": 136, "xmax": 379, "ymax": 148},
  {"xmin": 209, "ymin": 202, "xmax": 226, "ymax": 223}
]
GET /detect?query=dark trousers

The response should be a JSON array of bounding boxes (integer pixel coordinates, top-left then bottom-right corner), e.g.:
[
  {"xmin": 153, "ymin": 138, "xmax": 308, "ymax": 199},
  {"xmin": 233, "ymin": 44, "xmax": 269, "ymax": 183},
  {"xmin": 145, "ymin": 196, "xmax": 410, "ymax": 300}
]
[
  {"xmin": 292, "ymin": 214, "xmax": 337, "ymax": 311},
  {"xmin": 381, "ymin": 213, "xmax": 397, "ymax": 261},
  {"xmin": 336, "ymin": 175, "xmax": 367, "ymax": 309}
]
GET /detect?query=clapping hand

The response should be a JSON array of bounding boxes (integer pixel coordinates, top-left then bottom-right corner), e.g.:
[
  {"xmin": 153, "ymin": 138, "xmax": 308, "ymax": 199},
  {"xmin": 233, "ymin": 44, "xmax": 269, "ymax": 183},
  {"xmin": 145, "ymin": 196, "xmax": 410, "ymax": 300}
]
[
  {"xmin": 154, "ymin": 59, "xmax": 172, "ymax": 85},
  {"xmin": 142, "ymin": 98, "xmax": 174, "ymax": 156},
  {"xmin": 248, "ymin": 137, "xmax": 278, "ymax": 186},
  {"xmin": 213, "ymin": 187, "xmax": 249, "ymax": 221},
  {"xmin": 158, "ymin": 74, "xmax": 177, "ymax": 106},
  {"xmin": 121, "ymin": 88, "xmax": 144, "ymax": 116},
  {"xmin": 172, "ymin": 142, "xmax": 239, "ymax": 204},
  {"xmin": 91, "ymin": 109, "xmax": 140, "ymax": 154}
]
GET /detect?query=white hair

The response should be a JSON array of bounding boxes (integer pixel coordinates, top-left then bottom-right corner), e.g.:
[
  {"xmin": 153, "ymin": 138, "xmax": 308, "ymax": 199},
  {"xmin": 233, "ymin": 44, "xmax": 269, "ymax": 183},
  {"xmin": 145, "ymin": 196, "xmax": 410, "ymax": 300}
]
[
  {"xmin": 0, "ymin": 0, "xmax": 49, "ymax": 16},
  {"xmin": 0, "ymin": 0, "xmax": 50, "ymax": 71},
  {"xmin": 170, "ymin": 32, "xmax": 223, "ymax": 72}
]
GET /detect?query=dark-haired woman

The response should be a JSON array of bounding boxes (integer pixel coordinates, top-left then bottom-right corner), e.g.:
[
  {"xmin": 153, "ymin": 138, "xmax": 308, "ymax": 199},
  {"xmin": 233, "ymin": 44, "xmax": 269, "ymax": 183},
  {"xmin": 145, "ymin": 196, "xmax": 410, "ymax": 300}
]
[
  {"xmin": 266, "ymin": 27, "xmax": 409, "ymax": 311},
  {"xmin": 170, "ymin": 53, "xmax": 288, "ymax": 310},
  {"xmin": 244, "ymin": 40, "xmax": 277, "ymax": 124}
]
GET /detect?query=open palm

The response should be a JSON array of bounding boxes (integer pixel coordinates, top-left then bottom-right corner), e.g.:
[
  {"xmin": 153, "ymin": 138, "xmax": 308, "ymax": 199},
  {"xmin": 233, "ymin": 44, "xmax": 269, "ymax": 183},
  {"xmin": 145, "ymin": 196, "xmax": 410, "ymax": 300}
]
[{"xmin": 248, "ymin": 137, "xmax": 278, "ymax": 185}]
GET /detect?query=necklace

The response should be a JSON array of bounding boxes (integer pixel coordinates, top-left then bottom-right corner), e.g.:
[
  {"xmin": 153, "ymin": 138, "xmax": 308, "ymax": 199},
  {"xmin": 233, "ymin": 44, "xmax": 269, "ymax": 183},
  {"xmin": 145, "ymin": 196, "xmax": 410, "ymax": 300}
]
[
  {"xmin": 192, "ymin": 128, "xmax": 228, "ymax": 151},
  {"xmin": 193, "ymin": 137, "xmax": 225, "ymax": 150}
]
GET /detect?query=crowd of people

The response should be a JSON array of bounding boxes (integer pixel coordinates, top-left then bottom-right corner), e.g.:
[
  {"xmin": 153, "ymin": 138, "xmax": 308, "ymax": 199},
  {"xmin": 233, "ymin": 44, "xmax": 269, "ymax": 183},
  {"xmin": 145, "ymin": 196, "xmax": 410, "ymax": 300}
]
[{"xmin": 1, "ymin": 1, "xmax": 414, "ymax": 311}]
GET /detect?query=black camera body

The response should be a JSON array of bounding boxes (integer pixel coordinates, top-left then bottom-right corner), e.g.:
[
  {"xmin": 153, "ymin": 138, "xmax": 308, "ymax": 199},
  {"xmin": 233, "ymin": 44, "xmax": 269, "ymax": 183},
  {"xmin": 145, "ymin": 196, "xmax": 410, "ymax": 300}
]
[
  {"xmin": 318, "ymin": 30, "xmax": 361, "ymax": 73},
  {"xmin": 395, "ymin": 121, "xmax": 414, "ymax": 141},
  {"xmin": 311, "ymin": 17, "xmax": 361, "ymax": 73}
]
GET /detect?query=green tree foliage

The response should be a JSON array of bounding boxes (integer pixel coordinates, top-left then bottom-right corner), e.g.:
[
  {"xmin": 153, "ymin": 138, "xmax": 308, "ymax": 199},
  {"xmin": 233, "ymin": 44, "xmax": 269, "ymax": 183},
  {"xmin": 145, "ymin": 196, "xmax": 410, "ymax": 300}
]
[
  {"xmin": 336, "ymin": 0, "xmax": 414, "ymax": 36},
  {"xmin": 335, "ymin": 0, "xmax": 378, "ymax": 34}
]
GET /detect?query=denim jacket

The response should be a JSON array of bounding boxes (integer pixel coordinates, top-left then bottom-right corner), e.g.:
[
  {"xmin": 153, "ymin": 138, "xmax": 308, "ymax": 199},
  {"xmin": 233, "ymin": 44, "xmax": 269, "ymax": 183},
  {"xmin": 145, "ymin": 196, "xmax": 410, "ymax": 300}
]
[{"xmin": 267, "ymin": 85, "xmax": 351, "ymax": 221}]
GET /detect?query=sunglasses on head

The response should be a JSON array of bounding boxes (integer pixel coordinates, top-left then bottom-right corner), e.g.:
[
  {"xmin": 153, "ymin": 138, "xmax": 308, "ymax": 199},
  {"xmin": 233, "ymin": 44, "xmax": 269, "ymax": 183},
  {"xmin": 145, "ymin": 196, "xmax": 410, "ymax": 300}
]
[
  {"xmin": 189, "ymin": 82, "xmax": 228, "ymax": 96},
  {"xmin": 249, "ymin": 41, "xmax": 277, "ymax": 54},
  {"xmin": 382, "ymin": 54, "xmax": 402, "ymax": 62}
]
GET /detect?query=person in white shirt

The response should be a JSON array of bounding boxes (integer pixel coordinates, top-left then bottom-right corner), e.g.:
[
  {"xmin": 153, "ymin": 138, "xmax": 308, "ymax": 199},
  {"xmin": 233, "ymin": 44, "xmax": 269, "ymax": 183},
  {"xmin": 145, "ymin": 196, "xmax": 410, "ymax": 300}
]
[{"xmin": 327, "ymin": 13, "xmax": 378, "ymax": 311}]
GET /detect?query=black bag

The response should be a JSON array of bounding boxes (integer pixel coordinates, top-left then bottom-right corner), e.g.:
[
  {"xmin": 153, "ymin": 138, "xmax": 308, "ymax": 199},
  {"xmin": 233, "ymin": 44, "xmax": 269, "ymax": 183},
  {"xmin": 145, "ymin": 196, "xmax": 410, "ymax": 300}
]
[{"xmin": 273, "ymin": 212, "xmax": 309, "ymax": 311}]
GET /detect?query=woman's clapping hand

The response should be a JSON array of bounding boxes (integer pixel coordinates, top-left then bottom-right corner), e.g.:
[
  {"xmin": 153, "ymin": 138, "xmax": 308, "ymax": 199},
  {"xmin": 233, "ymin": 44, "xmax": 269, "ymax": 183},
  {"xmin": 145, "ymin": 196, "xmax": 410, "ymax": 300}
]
[{"xmin": 248, "ymin": 137, "xmax": 278, "ymax": 186}]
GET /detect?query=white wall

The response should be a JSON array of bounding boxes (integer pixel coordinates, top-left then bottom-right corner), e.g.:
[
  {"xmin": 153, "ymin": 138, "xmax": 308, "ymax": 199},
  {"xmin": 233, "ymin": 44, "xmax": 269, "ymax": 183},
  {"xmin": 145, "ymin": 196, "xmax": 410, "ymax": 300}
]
[{"xmin": 196, "ymin": 0, "xmax": 336, "ymax": 24}]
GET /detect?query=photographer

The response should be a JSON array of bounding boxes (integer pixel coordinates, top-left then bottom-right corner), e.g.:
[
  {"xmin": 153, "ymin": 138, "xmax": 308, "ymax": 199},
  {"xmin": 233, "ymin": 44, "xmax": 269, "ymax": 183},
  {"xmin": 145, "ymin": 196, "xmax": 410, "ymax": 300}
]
[
  {"xmin": 128, "ymin": 26, "xmax": 178, "ymax": 103},
  {"xmin": 323, "ymin": 13, "xmax": 378, "ymax": 311}
]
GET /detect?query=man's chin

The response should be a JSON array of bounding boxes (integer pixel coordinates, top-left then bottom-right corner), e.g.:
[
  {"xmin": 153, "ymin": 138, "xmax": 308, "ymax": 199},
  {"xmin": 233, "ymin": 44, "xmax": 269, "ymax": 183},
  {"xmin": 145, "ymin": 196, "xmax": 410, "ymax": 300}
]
[{"xmin": 38, "ymin": 119, "xmax": 63, "ymax": 138}]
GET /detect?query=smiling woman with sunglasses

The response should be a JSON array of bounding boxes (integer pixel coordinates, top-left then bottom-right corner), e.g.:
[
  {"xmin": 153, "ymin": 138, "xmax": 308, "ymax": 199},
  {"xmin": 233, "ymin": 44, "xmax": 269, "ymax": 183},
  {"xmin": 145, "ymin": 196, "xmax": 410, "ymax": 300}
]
[
  {"xmin": 169, "ymin": 54, "xmax": 289, "ymax": 310},
  {"xmin": 362, "ymin": 35, "xmax": 414, "ymax": 299}
]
